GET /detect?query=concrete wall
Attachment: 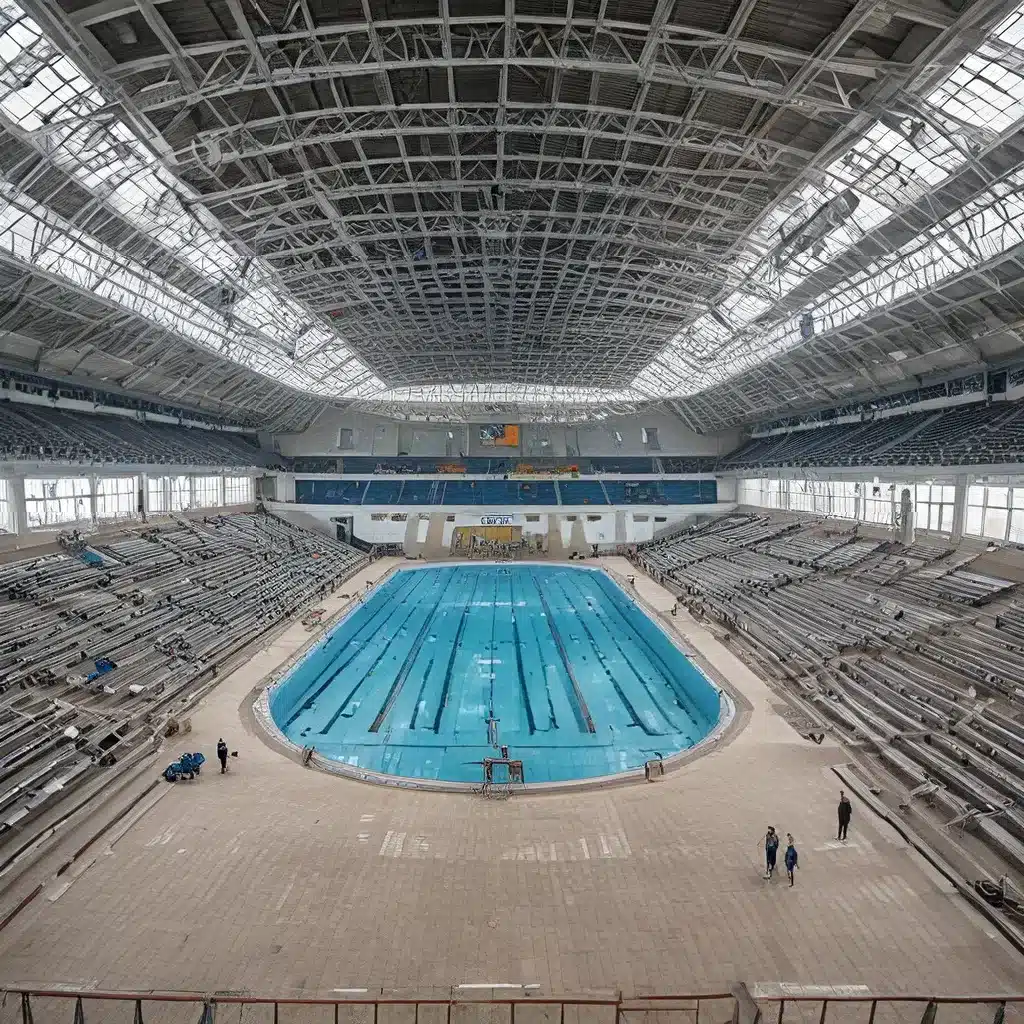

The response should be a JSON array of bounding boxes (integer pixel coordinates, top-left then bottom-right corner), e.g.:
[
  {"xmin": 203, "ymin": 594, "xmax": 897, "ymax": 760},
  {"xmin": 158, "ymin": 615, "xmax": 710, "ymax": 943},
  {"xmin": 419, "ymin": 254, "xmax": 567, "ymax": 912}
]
[
  {"xmin": 267, "ymin": 503, "xmax": 721, "ymax": 547},
  {"xmin": 275, "ymin": 409, "xmax": 401, "ymax": 458},
  {"xmin": 572, "ymin": 411, "xmax": 739, "ymax": 457},
  {"xmin": 276, "ymin": 409, "xmax": 741, "ymax": 458}
]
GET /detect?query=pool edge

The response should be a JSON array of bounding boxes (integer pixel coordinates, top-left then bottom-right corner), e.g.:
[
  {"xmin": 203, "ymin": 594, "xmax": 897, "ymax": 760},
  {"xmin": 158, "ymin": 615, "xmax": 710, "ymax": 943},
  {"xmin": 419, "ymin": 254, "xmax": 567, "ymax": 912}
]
[{"xmin": 251, "ymin": 560, "xmax": 740, "ymax": 794}]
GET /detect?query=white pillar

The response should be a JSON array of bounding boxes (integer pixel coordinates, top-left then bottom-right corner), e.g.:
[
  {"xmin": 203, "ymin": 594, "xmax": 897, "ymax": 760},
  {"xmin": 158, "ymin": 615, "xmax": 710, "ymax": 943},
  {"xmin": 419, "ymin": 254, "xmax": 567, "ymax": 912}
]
[
  {"xmin": 10, "ymin": 475, "xmax": 27, "ymax": 535},
  {"xmin": 950, "ymin": 474, "xmax": 968, "ymax": 542}
]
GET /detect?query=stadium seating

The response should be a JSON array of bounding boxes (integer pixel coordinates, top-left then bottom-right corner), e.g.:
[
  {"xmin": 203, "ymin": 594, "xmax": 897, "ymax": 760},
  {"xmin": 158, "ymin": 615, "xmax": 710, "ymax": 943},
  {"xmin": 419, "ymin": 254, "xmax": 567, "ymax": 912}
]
[
  {"xmin": 659, "ymin": 457, "xmax": 718, "ymax": 473},
  {"xmin": 556, "ymin": 480, "xmax": 610, "ymax": 505},
  {"xmin": 296, "ymin": 478, "xmax": 717, "ymax": 505},
  {"xmin": 603, "ymin": 481, "xmax": 664, "ymax": 504},
  {"xmin": 723, "ymin": 400, "xmax": 1024, "ymax": 470},
  {"xmin": 363, "ymin": 479, "xmax": 405, "ymax": 503},
  {"xmin": 587, "ymin": 457, "xmax": 655, "ymax": 473},
  {"xmin": 294, "ymin": 480, "xmax": 367, "ymax": 504},
  {"xmin": 397, "ymin": 480, "xmax": 446, "ymax": 504},
  {"xmin": 293, "ymin": 457, "xmax": 339, "ymax": 473},
  {"xmin": 332, "ymin": 456, "xmax": 654, "ymax": 474},
  {"xmin": 0, "ymin": 513, "xmax": 365, "ymax": 847},
  {"xmin": 440, "ymin": 480, "xmax": 558, "ymax": 504},
  {"xmin": 662, "ymin": 480, "xmax": 718, "ymax": 503},
  {"xmin": 632, "ymin": 513, "xmax": 1024, "ymax": 875},
  {"xmin": 0, "ymin": 401, "xmax": 270, "ymax": 467}
]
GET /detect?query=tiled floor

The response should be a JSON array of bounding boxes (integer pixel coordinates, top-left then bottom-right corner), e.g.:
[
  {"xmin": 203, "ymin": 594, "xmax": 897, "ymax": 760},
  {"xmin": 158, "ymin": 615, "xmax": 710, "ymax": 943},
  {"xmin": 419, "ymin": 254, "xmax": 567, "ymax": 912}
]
[{"xmin": 0, "ymin": 558, "xmax": 1020, "ymax": 1000}]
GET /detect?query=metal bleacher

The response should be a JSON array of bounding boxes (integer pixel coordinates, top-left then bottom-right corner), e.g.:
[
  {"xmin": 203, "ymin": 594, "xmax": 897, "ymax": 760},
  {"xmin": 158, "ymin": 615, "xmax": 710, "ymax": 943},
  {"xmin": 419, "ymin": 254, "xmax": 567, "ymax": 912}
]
[
  {"xmin": 723, "ymin": 400, "xmax": 1024, "ymax": 470},
  {"xmin": 0, "ymin": 512, "xmax": 366, "ymax": 865},
  {"xmin": 633, "ymin": 513, "xmax": 1024, "ymax": 881},
  {"xmin": 0, "ymin": 401, "xmax": 270, "ymax": 467}
]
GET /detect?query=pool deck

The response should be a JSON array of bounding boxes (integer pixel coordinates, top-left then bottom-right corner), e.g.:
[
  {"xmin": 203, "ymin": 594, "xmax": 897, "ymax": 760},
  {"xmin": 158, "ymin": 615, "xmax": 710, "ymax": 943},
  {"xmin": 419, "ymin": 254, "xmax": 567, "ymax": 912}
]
[{"xmin": 0, "ymin": 555, "xmax": 1020, "ymax": 998}]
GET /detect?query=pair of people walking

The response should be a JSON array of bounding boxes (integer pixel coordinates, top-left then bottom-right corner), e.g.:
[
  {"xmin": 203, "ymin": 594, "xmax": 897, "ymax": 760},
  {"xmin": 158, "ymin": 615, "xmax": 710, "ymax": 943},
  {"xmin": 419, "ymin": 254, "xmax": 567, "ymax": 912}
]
[
  {"xmin": 764, "ymin": 827, "xmax": 798, "ymax": 886},
  {"xmin": 762, "ymin": 792, "xmax": 852, "ymax": 887}
]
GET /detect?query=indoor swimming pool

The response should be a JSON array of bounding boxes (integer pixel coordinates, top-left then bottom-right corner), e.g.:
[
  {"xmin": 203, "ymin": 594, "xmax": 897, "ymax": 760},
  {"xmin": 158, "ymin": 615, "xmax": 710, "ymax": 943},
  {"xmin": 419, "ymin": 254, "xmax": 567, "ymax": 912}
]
[{"xmin": 268, "ymin": 564, "xmax": 724, "ymax": 784}]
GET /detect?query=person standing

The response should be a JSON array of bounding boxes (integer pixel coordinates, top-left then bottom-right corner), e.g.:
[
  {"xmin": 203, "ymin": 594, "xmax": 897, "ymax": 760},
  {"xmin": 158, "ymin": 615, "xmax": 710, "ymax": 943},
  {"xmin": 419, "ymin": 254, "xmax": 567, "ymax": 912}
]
[
  {"xmin": 217, "ymin": 737, "xmax": 228, "ymax": 774},
  {"xmin": 837, "ymin": 790, "xmax": 852, "ymax": 841},
  {"xmin": 764, "ymin": 826, "xmax": 779, "ymax": 880},
  {"xmin": 785, "ymin": 834, "xmax": 798, "ymax": 887}
]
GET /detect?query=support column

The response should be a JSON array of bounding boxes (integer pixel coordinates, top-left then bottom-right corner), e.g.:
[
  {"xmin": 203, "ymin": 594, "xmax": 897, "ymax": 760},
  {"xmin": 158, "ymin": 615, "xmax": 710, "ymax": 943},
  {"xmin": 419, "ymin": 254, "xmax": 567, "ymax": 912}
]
[
  {"xmin": 10, "ymin": 475, "xmax": 27, "ymax": 536},
  {"xmin": 950, "ymin": 474, "xmax": 968, "ymax": 542},
  {"xmin": 89, "ymin": 473, "xmax": 99, "ymax": 526}
]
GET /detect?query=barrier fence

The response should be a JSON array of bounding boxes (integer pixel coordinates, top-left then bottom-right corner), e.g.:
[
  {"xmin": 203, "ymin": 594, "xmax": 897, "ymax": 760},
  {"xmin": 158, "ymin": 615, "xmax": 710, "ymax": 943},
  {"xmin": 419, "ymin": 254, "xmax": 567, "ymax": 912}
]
[{"xmin": 0, "ymin": 990, "xmax": 1021, "ymax": 1024}]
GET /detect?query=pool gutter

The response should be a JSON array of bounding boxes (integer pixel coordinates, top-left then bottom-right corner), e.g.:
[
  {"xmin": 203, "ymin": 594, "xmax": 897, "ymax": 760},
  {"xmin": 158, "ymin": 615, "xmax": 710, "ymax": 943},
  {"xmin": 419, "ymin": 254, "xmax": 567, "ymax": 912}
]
[{"xmin": 251, "ymin": 560, "xmax": 739, "ymax": 794}]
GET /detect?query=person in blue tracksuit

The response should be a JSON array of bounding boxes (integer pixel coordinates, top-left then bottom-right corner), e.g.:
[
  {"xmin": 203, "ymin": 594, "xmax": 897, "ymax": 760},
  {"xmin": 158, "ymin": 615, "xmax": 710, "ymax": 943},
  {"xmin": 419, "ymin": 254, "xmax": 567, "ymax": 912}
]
[
  {"xmin": 785, "ymin": 834, "xmax": 799, "ymax": 887},
  {"xmin": 764, "ymin": 826, "xmax": 779, "ymax": 880}
]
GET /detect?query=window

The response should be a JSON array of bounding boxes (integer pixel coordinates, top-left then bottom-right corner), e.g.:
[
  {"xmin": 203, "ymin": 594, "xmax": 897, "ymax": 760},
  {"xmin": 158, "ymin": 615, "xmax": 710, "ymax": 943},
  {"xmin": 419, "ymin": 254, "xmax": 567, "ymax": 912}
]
[
  {"xmin": 967, "ymin": 483, "xmax": 1014, "ymax": 541},
  {"xmin": 0, "ymin": 479, "xmax": 13, "ymax": 533},
  {"xmin": 738, "ymin": 478, "xmax": 787, "ymax": 510},
  {"xmin": 914, "ymin": 483, "xmax": 955, "ymax": 535},
  {"xmin": 95, "ymin": 476, "xmax": 138, "ymax": 522},
  {"xmin": 191, "ymin": 476, "xmax": 223, "ymax": 509},
  {"xmin": 1009, "ymin": 487, "xmax": 1024, "ymax": 544},
  {"xmin": 642, "ymin": 427, "xmax": 660, "ymax": 450},
  {"xmin": 24, "ymin": 477, "xmax": 91, "ymax": 528},
  {"xmin": 861, "ymin": 483, "xmax": 910, "ymax": 527},
  {"xmin": 148, "ymin": 475, "xmax": 191, "ymax": 513},
  {"xmin": 339, "ymin": 427, "xmax": 355, "ymax": 450},
  {"xmin": 224, "ymin": 476, "xmax": 253, "ymax": 505}
]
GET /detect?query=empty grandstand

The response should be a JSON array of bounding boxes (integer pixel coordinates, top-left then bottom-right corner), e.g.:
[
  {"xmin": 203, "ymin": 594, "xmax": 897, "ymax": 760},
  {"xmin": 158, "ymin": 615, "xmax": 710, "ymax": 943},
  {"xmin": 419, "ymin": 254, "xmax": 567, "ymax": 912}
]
[
  {"xmin": 0, "ymin": 512, "xmax": 365, "ymax": 861},
  {"xmin": 2, "ymin": 0, "xmax": 1024, "ymax": 1007},
  {"xmin": 634, "ymin": 514, "xmax": 1024, "ymax": 892}
]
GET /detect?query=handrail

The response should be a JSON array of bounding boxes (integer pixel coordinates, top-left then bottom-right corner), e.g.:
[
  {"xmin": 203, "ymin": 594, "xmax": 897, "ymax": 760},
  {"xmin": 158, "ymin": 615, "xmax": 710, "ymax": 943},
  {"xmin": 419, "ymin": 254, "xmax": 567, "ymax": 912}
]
[
  {"xmin": 2, "ymin": 988, "xmax": 1022, "ymax": 1005},
  {"xmin": 3, "ymin": 987, "xmax": 1024, "ymax": 1024}
]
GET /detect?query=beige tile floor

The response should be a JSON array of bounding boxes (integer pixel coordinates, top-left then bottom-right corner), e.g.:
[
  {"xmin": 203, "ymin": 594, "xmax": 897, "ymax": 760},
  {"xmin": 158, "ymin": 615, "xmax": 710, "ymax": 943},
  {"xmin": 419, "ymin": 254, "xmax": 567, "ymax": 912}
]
[{"xmin": 0, "ymin": 558, "xmax": 1020, "ymax": 1001}]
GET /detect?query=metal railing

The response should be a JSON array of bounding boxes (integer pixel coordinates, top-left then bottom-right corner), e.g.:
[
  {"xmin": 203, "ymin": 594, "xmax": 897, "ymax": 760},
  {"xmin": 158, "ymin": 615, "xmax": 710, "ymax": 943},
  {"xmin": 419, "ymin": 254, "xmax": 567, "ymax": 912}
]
[{"xmin": 0, "ymin": 989, "xmax": 1020, "ymax": 1024}]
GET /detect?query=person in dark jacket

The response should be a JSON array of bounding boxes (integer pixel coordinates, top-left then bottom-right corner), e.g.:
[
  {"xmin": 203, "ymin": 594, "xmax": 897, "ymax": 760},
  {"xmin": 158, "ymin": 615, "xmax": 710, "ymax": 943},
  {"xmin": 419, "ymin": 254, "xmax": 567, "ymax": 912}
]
[
  {"xmin": 785, "ymin": 834, "xmax": 798, "ymax": 887},
  {"xmin": 837, "ymin": 790, "xmax": 852, "ymax": 841},
  {"xmin": 217, "ymin": 738, "xmax": 228, "ymax": 774},
  {"xmin": 764, "ymin": 826, "xmax": 779, "ymax": 880}
]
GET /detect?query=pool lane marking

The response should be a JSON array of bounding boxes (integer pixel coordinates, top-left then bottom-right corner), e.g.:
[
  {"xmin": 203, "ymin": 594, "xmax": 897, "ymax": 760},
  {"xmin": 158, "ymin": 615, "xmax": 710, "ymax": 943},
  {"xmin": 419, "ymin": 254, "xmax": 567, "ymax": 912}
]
[
  {"xmin": 546, "ymin": 573, "xmax": 650, "ymax": 735},
  {"xmin": 508, "ymin": 572, "xmax": 538, "ymax": 735},
  {"xmin": 328, "ymin": 570, "xmax": 453, "ymax": 734},
  {"xmin": 592, "ymin": 571, "xmax": 706, "ymax": 725},
  {"xmin": 554, "ymin": 573, "xmax": 674, "ymax": 734},
  {"xmin": 432, "ymin": 568, "xmax": 481, "ymax": 734},
  {"xmin": 283, "ymin": 569, "xmax": 427, "ymax": 728},
  {"xmin": 529, "ymin": 570, "xmax": 597, "ymax": 734}
]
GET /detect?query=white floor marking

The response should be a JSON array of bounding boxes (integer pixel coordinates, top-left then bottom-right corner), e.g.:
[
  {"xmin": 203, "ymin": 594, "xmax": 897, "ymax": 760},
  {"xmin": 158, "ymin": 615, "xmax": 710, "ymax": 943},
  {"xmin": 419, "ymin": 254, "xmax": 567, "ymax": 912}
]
[
  {"xmin": 379, "ymin": 831, "xmax": 406, "ymax": 857},
  {"xmin": 274, "ymin": 880, "xmax": 295, "ymax": 912},
  {"xmin": 458, "ymin": 984, "xmax": 531, "ymax": 989}
]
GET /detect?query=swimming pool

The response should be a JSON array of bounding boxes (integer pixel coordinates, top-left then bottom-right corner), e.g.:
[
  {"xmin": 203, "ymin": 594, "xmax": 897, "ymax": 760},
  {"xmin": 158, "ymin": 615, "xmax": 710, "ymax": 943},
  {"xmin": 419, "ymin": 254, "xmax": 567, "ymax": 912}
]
[{"xmin": 268, "ymin": 564, "xmax": 724, "ymax": 785}]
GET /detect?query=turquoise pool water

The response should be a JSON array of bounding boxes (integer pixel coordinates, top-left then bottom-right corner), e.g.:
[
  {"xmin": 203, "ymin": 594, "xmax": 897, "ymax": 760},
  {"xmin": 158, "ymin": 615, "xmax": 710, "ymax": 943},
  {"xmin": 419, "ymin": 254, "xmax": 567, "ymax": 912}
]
[{"xmin": 269, "ymin": 564, "xmax": 723, "ymax": 784}]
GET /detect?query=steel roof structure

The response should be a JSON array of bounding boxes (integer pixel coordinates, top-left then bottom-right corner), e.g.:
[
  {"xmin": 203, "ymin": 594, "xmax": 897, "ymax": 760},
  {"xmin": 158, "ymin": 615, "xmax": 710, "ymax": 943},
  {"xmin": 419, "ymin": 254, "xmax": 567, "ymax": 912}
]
[{"xmin": 0, "ymin": 0, "xmax": 1022, "ymax": 431}]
